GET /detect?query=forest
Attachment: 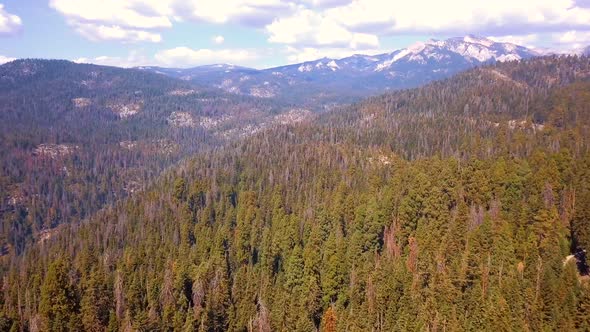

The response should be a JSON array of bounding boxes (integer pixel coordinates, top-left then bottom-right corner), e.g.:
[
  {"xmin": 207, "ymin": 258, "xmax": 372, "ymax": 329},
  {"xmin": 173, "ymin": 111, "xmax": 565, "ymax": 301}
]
[
  {"xmin": 0, "ymin": 59, "xmax": 288, "ymax": 255},
  {"xmin": 0, "ymin": 56, "xmax": 590, "ymax": 331}
]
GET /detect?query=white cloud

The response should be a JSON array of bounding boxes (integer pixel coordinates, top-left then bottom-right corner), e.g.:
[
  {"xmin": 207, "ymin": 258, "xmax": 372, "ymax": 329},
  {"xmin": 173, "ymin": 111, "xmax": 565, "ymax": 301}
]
[
  {"xmin": 50, "ymin": 0, "xmax": 172, "ymax": 29},
  {"xmin": 0, "ymin": 4, "xmax": 22, "ymax": 36},
  {"xmin": 296, "ymin": 0, "xmax": 353, "ymax": 8},
  {"xmin": 49, "ymin": 0, "xmax": 298, "ymax": 42},
  {"xmin": 48, "ymin": 0, "xmax": 590, "ymax": 61},
  {"xmin": 283, "ymin": 45, "xmax": 384, "ymax": 63},
  {"xmin": 488, "ymin": 34, "xmax": 539, "ymax": 47},
  {"xmin": 488, "ymin": 30, "xmax": 590, "ymax": 54},
  {"xmin": 551, "ymin": 30, "xmax": 590, "ymax": 50},
  {"xmin": 50, "ymin": 0, "xmax": 170, "ymax": 42},
  {"xmin": 213, "ymin": 35, "xmax": 225, "ymax": 44},
  {"xmin": 50, "ymin": 0, "xmax": 297, "ymax": 42},
  {"xmin": 0, "ymin": 55, "xmax": 16, "ymax": 64},
  {"xmin": 350, "ymin": 33, "xmax": 378, "ymax": 49},
  {"xmin": 327, "ymin": 0, "xmax": 590, "ymax": 35},
  {"xmin": 174, "ymin": 0, "xmax": 294, "ymax": 26},
  {"xmin": 266, "ymin": 8, "xmax": 379, "ymax": 48},
  {"xmin": 73, "ymin": 23, "xmax": 162, "ymax": 43},
  {"xmin": 265, "ymin": 0, "xmax": 590, "ymax": 51},
  {"xmin": 73, "ymin": 47, "xmax": 262, "ymax": 68},
  {"xmin": 74, "ymin": 50, "xmax": 155, "ymax": 67},
  {"xmin": 556, "ymin": 30, "xmax": 590, "ymax": 45},
  {"xmin": 154, "ymin": 46, "xmax": 259, "ymax": 67}
]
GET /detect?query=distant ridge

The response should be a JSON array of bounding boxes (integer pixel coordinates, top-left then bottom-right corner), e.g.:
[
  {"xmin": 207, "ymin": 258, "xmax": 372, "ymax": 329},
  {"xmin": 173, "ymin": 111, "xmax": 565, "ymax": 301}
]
[{"xmin": 138, "ymin": 35, "xmax": 540, "ymax": 104}]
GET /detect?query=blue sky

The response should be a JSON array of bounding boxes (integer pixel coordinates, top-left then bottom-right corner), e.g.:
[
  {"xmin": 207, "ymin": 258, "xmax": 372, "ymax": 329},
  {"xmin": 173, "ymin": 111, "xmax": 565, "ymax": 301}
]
[{"xmin": 2, "ymin": 0, "xmax": 590, "ymax": 68}]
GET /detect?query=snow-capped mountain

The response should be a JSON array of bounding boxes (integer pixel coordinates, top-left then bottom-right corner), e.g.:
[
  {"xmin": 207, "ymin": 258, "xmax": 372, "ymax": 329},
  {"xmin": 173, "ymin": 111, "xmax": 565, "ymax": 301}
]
[
  {"xmin": 374, "ymin": 35, "xmax": 536, "ymax": 71},
  {"xmin": 140, "ymin": 35, "xmax": 540, "ymax": 105},
  {"xmin": 264, "ymin": 35, "xmax": 537, "ymax": 77}
]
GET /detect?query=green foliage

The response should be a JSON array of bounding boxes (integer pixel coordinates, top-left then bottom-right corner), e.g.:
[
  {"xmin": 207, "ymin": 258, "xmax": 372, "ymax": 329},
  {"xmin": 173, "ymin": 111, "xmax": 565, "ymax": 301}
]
[
  {"xmin": 39, "ymin": 257, "xmax": 80, "ymax": 331},
  {"xmin": 2, "ymin": 56, "xmax": 590, "ymax": 331}
]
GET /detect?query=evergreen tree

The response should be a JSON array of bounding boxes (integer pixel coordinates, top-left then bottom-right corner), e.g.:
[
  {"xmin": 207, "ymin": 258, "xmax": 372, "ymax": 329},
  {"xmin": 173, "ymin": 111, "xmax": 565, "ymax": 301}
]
[{"xmin": 39, "ymin": 257, "xmax": 80, "ymax": 332}]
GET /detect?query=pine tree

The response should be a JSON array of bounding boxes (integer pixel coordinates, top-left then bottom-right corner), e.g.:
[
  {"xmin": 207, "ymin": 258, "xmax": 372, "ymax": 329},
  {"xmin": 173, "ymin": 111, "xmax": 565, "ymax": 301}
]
[
  {"xmin": 203, "ymin": 254, "xmax": 232, "ymax": 332},
  {"xmin": 173, "ymin": 177, "xmax": 187, "ymax": 202},
  {"xmin": 303, "ymin": 226, "xmax": 323, "ymax": 326},
  {"xmin": 39, "ymin": 257, "xmax": 80, "ymax": 332},
  {"xmin": 81, "ymin": 267, "xmax": 112, "ymax": 332},
  {"xmin": 322, "ymin": 233, "xmax": 344, "ymax": 306},
  {"xmin": 577, "ymin": 285, "xmax": 590, "ymax": 331}
]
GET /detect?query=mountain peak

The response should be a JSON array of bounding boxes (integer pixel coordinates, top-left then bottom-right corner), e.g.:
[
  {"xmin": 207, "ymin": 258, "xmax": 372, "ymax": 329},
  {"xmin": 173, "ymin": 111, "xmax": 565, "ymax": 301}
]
[
  {"xmin": 137, "ymin": 35, "xmax": 540, "ymax": 101},
  {"xmin": 374, "ymin": 35, "xmax": 536, "ymax": 71},
  {"xmin": 461, "ymin": 34, "xmax": 495, "ymax": 46}
]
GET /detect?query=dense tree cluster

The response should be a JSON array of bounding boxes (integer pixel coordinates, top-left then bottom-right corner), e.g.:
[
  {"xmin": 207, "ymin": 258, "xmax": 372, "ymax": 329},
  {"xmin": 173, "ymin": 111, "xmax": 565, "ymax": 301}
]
[
  {"xmin": 0, "ymin": 56, "xmax": 590, "ymax": 331},
  {"xmin": 0, "ymin": 59, "xmax": 286, "ymax": 255}
]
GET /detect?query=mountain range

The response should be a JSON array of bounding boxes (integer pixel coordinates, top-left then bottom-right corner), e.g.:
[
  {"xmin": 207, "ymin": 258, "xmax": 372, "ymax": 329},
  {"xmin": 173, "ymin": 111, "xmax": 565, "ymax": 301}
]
[
  {"xmin": 0, "ymin": 58, "xmax": 292, "ymax": 253},
  {"xmin": 2, "ymin": 54, "xmax": 590, "ymax": 331},
  {"xmin": 2, "ymin": 27, "xmax": 590, "ymax": 331},
  {"xmin": 139, "ymin": 35, "xmax": 541, "ymax": 106}
]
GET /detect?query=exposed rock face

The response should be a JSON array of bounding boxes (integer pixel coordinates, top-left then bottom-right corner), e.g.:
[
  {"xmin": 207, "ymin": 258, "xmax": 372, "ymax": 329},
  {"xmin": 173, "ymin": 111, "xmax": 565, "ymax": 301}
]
[
  {"xmin": 249, "ymin": 86, "xmax": 276, "ymax": 98},
  {"xmin": 108, "ymin": 102, "xmax": 142, "ymax": 118},
  {"xmin": 167, "ymin": 111, "xmax": 196, "ymax": 128},
  {"xmin": 33, "ymin": 144, "xmax": 78, "ymax": 159},
  {"xmin": 508, "ymin": 119, "xmax": 545, "ymax": 131},
  {"xmin": 119, "ymin": 141, "xmax": 138, "ymax": 150},
  {"xmin": 72, "ymin": 97, "xmax": 91, "ymax": 108},
  {"xmin": 168, "ymin": 89, "xmax": 198, "ymax": 96},
  {"xmin": 274, "ymin": 109, "xmax": 311, "ymax": 125}
]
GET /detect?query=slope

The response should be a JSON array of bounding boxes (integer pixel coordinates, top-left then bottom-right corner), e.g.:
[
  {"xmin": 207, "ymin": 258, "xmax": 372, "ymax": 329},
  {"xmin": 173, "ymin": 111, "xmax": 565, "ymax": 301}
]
[
  {"xmin": 0, "ymin": 59, "xmax": 294, "ymax": 254},
  {"xmin": 141, "ymin": 35, "xmax": 540, "ymax": 107},
  {"xmin": 2, "ymin": 56, "xmax": 590, "ymax": 331}
]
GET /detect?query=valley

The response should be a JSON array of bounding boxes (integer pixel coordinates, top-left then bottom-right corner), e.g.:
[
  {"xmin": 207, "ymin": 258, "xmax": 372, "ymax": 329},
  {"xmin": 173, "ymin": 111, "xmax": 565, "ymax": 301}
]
[{"xmin": 1, "ymin": 37, "xmax": 590, "ymax": 331}]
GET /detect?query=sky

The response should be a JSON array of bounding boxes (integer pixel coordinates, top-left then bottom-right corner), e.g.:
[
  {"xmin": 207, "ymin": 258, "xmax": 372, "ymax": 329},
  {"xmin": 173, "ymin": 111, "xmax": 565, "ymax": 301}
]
[{"xmin": 1, "ymin": 0, "xmax": 590, "ymax": 69}]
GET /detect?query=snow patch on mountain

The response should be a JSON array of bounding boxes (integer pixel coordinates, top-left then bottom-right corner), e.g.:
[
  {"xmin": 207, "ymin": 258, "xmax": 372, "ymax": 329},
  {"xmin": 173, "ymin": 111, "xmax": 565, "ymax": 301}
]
[
  {"xmin": 496, "ymin": 54, "xmax": 521, "ymax": 62},
  {"xmin": 375, "ymin": 35, "xmax": 536, "ymax": 72},
  {"xmin": 463, "ymin": 35, "xmax": 495, "ymax": 47},
  {"xmin": 298, "ymin": 64, "xmax": 313, "ymax": 72}
]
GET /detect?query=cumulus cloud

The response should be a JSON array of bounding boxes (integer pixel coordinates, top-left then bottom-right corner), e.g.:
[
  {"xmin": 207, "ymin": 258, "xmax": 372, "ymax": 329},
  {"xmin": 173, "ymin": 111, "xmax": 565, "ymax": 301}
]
[
  {"xmin": 327, "ymin": 0, "xmax": 590, "ymax": 36},
  {"xmin": 50, "ymin": 0, "xmax": 172, "ymax": 29},
  {"xmin": 174, "ymin": 0, "xmax": 295, "ymax": 27},
  {"xmin": 73, "ymin": 47, "xmax": 261, "ymax": 68},
  {"xmin": 0, "ymin": 55, "xmax": 16, "ymax": 64},
  {"xmin": 73, "ymin": 23, "xmax": 162, "ymax": 43},
  {"xmin": 267, "ymin": 8, "xmax": 379, "ymax": 48},
  {"xmin": 50, "ymin": 0, "xmax": 170, "ymax": 42},
  {"xmin": 50, "ymin": 0, "xmax": 296, "ymax": 42},
  {"xmin": 154, "ymin": 47, "xmax": 259, "ymax": 67},
  {"xmin": 264, "ymin": 0, "xmax": 590, "ymax": 53},
  {"xmin": 296, "ymin": 0, "xmax": 353, "ymax": 8},
  {"xmin": 489, "ymin": 34, "xmax": 540, "ymax": 48},
  {"xmin": 489, "ymin": 30, "xmax": 590, "ymax": 53},
  {"xmin": 283, "ymin": 45, "xmax": 384, "ymax": 63},
  {"xmin": 213, "ymin": 35, "xmax": 225, "ymax": 44},
  {"xmin": 74, "ymin": 50, "xmax": 155, "ymax": 67},
  {"xmin": 551, "ymin": 30, "xmax": 590, "ymax": 50},
  {"xmin": 0, "ymin": 4, "xmax": 22, "ymax": 36},
  {"xmin": 48, "ymin": 0, "xmax": 590, "ymax": 56}
]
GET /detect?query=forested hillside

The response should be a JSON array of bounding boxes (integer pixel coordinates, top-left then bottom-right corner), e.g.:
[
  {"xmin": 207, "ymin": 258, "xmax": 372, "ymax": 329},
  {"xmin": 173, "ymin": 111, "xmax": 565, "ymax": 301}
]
[
  {"xmin": 0, "ymin": 59, "xmax": 290, "ymax": 255},
  {"xmin": 1, "ymin": 56, "xmax": 589, "ymax": 331}
]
